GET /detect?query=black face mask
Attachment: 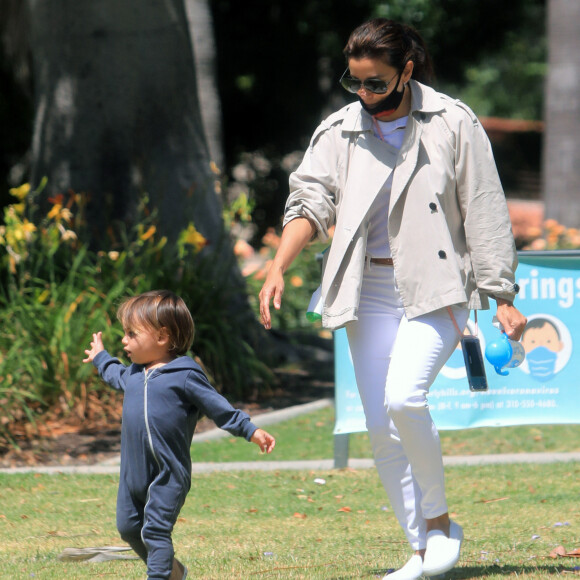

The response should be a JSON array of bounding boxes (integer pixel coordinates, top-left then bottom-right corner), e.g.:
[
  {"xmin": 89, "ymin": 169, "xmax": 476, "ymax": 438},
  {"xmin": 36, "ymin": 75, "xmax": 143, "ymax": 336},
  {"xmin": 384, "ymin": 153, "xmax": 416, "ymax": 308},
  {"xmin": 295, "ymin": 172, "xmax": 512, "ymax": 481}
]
[{"xmin": 359, "ymin": 73, "xmax": 405, "ymax": 118}]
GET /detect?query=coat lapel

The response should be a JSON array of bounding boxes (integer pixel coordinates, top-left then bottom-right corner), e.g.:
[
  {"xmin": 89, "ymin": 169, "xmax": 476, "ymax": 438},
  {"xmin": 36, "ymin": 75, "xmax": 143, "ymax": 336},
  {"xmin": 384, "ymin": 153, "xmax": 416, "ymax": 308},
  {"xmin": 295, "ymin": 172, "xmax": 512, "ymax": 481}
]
[
  {"xmin": 390, "ymin": 115, "xmax": 423, "ymax": 214},
  {"xmin": 323, "ymin": 84, "xmax": 445, "ymax": 291},
  {"xmin": 390, "ymin": 81, "xmax": 446, "ymax": 212},
  {"xmin": 325, "ymin": 134, "xmax": 398, "ymax": 278}
]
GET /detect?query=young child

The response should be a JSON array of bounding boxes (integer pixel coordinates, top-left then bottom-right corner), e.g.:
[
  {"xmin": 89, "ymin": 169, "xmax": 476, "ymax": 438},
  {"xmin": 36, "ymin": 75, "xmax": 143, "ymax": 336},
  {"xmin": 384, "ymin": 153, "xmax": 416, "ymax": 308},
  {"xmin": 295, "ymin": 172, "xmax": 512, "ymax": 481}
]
[{"xmin": 83, "ymin": 290, "xmax": 276, "ymax": 580}]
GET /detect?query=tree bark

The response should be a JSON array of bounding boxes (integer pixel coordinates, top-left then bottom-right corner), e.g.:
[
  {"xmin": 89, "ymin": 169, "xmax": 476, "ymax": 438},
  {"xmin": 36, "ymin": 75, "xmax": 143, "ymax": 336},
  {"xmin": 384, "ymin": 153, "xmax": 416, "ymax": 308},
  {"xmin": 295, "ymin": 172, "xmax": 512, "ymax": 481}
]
[
  {"xmin": 185, "ymin": 0, "xmax": 224, "ymax": 172},
  {"xmin": 27, "ymin": 0, "xmax": 223, "ymax": 245},
  {"xmin": 542, "ymin": 0, "xmax": 580, "ymax": 228}
]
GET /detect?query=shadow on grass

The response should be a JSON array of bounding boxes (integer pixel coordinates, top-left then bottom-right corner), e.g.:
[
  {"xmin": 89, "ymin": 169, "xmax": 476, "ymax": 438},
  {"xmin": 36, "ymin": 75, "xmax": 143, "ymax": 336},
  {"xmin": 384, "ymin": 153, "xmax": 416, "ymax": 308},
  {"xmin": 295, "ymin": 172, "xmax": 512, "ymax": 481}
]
[
  {"xmin": 414, "ymin": 564, "xmax": 579, "ymax": 578},
  {"xmin": 248, "ymin": 563, "xmax": 580, "ymax": 579}
]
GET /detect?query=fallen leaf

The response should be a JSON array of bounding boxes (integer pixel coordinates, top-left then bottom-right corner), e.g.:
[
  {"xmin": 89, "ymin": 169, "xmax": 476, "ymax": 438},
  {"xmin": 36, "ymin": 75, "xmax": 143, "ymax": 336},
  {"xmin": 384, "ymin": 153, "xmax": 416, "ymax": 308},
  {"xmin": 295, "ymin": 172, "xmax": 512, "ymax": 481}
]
[
  {"xmin": 550, "ymin": 546, "xmax": 567, "ymax": 558},
  {"xmin": 293, "ymin": 512, "xmax": 307, "ymax": 519},
  {"xmin": 476, "ymin": 497, "xmax": 509, "ymax": 504},
  {"xmin": 338, "ymin": 506, "xmax": 351, "ymax": 513}
]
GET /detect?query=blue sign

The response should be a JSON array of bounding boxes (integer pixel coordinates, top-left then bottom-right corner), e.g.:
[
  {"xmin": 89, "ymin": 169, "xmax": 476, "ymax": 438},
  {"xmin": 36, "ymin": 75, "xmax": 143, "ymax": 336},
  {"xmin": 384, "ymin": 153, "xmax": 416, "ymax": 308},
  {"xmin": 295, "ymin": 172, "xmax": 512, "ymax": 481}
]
[{"xmin": 334, "ymin": 251, "xmax": 580, "ymax": 433}]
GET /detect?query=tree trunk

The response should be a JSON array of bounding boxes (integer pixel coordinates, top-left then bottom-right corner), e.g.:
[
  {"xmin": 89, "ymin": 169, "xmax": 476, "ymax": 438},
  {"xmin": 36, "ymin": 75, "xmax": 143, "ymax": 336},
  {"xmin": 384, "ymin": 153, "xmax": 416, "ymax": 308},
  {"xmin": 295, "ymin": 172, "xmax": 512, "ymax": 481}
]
[
  {"xmin": 542, "ymin": 0, "xmax": 580, "ymax": 228},
  {"xmin": 25, "ymin": 0, "xmax": 275, "ymax": 371},
  {"xmin": 27, "ymin": 0, "xmax": 223, "ymax": 246},
  {"xmin": 185, "ymin": 0, "xmax": 224, "ymax": 172}
]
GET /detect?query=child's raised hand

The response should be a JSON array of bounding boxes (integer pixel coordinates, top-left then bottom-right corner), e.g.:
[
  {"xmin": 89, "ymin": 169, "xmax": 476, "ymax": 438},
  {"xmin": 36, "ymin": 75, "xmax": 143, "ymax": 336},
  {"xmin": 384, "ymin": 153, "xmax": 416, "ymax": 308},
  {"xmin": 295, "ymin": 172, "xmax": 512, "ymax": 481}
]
[
  {"xmin": 83, "ymin": 332, "xmax": 105, "ymax": 363},
  {"xmin": 251, "ymin": 428, "xmax": 276, "ymax": 454}
]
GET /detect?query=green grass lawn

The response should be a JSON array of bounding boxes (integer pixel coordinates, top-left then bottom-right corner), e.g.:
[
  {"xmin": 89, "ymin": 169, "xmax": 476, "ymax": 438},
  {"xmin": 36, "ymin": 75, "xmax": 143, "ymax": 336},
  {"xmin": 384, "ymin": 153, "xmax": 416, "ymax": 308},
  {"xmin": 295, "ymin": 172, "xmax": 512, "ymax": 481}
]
[
  {"xmin": 1, "ymin": 406, "xmax": 579, "ymax": 578},
  {"xmin": 1, "ymin": 462, "xmax": 579, "ymax": 579},
  {"xmin": 189, "ymin": 404, "xmax": 580, "ymax": 464}
]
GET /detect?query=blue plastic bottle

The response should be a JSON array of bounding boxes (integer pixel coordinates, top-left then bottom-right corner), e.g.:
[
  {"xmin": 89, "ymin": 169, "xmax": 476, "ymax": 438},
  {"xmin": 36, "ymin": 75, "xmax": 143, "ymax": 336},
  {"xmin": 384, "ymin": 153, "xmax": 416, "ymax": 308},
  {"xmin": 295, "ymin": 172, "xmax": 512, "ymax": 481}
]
[{"xmin": 485, "ymin": 333, "xmax": 526, "ymax": 376}]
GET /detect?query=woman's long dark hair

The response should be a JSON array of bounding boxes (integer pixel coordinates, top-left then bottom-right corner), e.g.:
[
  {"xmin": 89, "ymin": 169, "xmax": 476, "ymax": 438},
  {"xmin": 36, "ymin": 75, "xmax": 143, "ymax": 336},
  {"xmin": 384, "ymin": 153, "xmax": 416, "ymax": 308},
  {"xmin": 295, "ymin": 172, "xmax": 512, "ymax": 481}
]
[{"xmin": 343, "ymin": 18, "xmax": 434, "ymax": 85}]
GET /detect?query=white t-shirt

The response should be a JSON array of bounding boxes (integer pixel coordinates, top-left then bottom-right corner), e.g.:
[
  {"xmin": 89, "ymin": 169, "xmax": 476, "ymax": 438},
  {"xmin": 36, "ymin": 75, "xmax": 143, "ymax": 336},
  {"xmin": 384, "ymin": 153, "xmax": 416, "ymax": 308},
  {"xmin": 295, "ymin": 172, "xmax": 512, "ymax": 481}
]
[{"xmin": 365, "ymin": 116, "xmax": 408, "ymax": 259}]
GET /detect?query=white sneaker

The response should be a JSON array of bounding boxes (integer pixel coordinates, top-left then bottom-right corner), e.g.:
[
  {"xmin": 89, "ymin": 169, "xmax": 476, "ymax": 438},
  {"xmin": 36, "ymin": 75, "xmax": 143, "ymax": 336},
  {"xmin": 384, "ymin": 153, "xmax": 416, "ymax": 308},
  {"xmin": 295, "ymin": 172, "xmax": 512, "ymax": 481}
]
[
  {"xmin": 383, "ymin": 554, "xmax": 423, "ymax": 579},
  {"xmin": 422, "ymin": 521, "xmax": 463, "ymax": 576}
]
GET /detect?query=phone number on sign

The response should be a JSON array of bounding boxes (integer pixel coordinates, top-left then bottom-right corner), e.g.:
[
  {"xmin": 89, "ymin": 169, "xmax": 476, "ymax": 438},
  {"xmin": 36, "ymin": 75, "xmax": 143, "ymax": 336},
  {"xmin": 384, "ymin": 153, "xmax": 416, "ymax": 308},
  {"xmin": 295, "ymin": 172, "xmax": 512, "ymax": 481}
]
[
  {"xmin": 505, "ymin": 399, "xmax": 557, "ymax": 409},
  {"xmin": 436, "ymin": 399, "xmax": 558, "ymax": 411}
]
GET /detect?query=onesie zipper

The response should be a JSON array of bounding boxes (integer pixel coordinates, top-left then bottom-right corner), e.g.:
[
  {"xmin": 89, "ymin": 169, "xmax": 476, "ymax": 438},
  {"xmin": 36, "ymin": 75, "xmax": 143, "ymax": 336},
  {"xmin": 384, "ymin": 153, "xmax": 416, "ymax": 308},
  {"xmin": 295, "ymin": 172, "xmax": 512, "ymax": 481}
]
[
  {"xmin": 141, "ymin": 369, "xmax": 162, "ymax": 551},
  {"xmin": 143, "ymin": 369, "xmax": 161, "ymax": 469}
]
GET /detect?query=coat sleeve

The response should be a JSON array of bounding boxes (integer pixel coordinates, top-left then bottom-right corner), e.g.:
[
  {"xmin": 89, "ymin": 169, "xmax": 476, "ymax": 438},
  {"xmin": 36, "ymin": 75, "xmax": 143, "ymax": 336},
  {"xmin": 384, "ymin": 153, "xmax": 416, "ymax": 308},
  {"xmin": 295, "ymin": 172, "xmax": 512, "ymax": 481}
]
[
  {"xmin": 284, "ymin": 120, "xmax": 341, "ymax": 243},
  {"xmin": 454, "ymin": 105, "xmax": 519, "ymax": 303},
  {"xmin": 184, "ymin": 367, "xmax": 257, "ymax": 441},
  {"xmin": 93, "ymin": 350, "xmax": 130, "ymax": 392}
]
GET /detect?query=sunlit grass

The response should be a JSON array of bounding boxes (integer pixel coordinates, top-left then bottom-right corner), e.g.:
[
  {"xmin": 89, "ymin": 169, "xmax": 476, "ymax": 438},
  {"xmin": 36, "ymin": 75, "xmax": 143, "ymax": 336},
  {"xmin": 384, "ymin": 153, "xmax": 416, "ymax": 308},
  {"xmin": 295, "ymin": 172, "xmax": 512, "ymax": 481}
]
[
  {"xmin": 0, "ymin": 463, "xmax": 579, "ymax": 579},
  {"xmin": 190, "ymin": 405, "xmax": 580, "ymax": 463}
]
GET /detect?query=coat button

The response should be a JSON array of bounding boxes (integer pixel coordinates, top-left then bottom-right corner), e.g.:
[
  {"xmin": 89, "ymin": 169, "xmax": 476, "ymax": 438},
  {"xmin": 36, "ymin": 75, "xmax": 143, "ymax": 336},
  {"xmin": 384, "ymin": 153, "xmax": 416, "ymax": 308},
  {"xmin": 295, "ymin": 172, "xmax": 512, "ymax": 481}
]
[
  {"xmin": 429, "ymin": 202, "xmax": 437, "ymax": 212},
  {"xmin": 438, "ymin": 250, "xmax": 447, "ymax": 259}
]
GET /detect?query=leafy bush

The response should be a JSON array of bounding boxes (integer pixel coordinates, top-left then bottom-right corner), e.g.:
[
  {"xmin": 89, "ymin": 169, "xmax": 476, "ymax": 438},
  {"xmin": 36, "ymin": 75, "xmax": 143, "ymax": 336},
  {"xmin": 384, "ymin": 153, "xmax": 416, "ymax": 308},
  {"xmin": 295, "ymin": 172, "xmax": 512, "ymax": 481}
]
[
  {"xmin": 522, "ymin": 219, "xmax": 580, "ymax": 251},
  {"xmin": 0, "ymin": 182, "xmax": 273, "ymax": 443}
]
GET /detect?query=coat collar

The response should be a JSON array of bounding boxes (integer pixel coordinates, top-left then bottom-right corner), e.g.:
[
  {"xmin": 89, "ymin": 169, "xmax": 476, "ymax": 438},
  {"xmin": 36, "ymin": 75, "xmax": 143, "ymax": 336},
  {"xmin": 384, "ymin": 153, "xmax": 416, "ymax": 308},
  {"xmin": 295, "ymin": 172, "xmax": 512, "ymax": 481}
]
[{"xmin": 340, "ymin": 80, "xmax": 446, "ymax": 133}]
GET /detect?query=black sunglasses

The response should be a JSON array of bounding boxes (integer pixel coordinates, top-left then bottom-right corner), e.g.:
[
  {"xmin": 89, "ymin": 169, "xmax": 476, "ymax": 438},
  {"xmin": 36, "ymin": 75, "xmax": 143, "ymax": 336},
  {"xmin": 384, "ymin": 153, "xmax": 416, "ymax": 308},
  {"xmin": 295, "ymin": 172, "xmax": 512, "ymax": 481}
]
[{"xmin": 339, "ymin": 68, "xmax": 400, "ymax": 95}]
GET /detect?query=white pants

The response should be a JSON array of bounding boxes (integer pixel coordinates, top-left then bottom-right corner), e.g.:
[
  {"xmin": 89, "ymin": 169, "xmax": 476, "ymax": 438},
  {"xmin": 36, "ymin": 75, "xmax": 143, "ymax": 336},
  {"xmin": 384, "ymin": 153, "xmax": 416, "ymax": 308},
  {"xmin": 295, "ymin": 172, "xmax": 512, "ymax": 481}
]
[{"xmin": 346, "ymin": 263, "xmax": 468, "ymax": 550}]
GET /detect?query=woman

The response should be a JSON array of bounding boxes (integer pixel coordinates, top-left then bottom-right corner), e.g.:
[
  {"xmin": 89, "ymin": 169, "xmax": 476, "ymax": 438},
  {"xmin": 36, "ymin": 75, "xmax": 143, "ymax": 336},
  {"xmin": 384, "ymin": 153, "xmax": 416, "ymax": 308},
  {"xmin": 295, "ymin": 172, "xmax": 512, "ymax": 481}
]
[{"xmin": 259, "ymin": 18, "xmax": 526, "ymax": 579}]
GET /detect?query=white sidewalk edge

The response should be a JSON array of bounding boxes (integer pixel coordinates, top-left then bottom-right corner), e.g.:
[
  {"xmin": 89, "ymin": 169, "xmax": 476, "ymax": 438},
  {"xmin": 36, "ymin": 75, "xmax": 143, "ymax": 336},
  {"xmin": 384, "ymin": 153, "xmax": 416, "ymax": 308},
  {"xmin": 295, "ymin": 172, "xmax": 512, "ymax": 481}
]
[{"xmin": 1, "ymin": 453, "xmax": 579, "ymax": 476}]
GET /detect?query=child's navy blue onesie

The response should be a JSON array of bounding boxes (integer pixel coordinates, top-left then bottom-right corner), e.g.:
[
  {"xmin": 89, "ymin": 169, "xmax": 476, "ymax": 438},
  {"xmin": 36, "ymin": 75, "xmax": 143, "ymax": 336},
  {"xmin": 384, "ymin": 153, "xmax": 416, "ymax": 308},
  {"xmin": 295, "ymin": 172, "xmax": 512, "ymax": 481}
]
[{"xmin": 93, "ymin": 351, "xmax": 258, "ymax": 579}]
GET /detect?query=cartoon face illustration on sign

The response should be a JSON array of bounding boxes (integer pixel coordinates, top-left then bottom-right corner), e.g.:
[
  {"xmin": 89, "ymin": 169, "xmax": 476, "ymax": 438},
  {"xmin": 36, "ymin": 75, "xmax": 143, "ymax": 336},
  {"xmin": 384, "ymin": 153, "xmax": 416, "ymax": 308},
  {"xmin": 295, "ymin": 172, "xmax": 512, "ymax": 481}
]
[{"xmin": 520, "ymin": 315, "xmax": 571, "ymax": 382}]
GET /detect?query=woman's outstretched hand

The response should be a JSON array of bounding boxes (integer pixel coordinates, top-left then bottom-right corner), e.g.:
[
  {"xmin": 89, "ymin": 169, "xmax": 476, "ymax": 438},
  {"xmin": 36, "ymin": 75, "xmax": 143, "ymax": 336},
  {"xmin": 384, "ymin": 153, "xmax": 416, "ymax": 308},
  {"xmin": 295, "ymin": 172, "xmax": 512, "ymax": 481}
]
[
  {"xmin": 259, "ymin": 267, "xmax": 285, "ymax": 330},
  {"xmin": 258, "ymin": 217, "xmax": 316, "ymax": 330}
]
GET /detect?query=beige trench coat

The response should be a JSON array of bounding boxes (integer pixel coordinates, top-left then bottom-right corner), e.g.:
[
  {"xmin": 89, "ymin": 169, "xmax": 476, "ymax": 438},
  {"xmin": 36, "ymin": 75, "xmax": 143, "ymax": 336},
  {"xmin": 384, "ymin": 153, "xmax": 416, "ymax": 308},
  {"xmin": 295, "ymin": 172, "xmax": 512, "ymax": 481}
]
[{"xmin": 284, "ymin": 80, "xmax": 519, "ymax": 330}]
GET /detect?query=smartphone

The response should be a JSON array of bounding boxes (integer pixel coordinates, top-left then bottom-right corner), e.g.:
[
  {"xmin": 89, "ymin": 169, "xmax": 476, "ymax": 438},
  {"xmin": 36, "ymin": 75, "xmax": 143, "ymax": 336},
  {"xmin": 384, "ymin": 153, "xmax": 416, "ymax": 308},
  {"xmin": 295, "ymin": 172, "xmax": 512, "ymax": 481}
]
[{"xmin": 461, "ymin": 336, "xmax": 488, "ymax": 392}]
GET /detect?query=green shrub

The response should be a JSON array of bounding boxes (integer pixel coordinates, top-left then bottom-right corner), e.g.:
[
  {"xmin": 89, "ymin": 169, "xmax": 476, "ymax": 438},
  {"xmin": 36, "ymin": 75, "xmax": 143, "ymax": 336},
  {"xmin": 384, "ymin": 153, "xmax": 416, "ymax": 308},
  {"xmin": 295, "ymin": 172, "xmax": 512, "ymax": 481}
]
[
  {"xmin": 522, "ymin": 218, "xmax": 580, "ymax": 250},
  {"xmin": 0, "ymin": 182, "xmax": 273, "ymax": 443}
]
